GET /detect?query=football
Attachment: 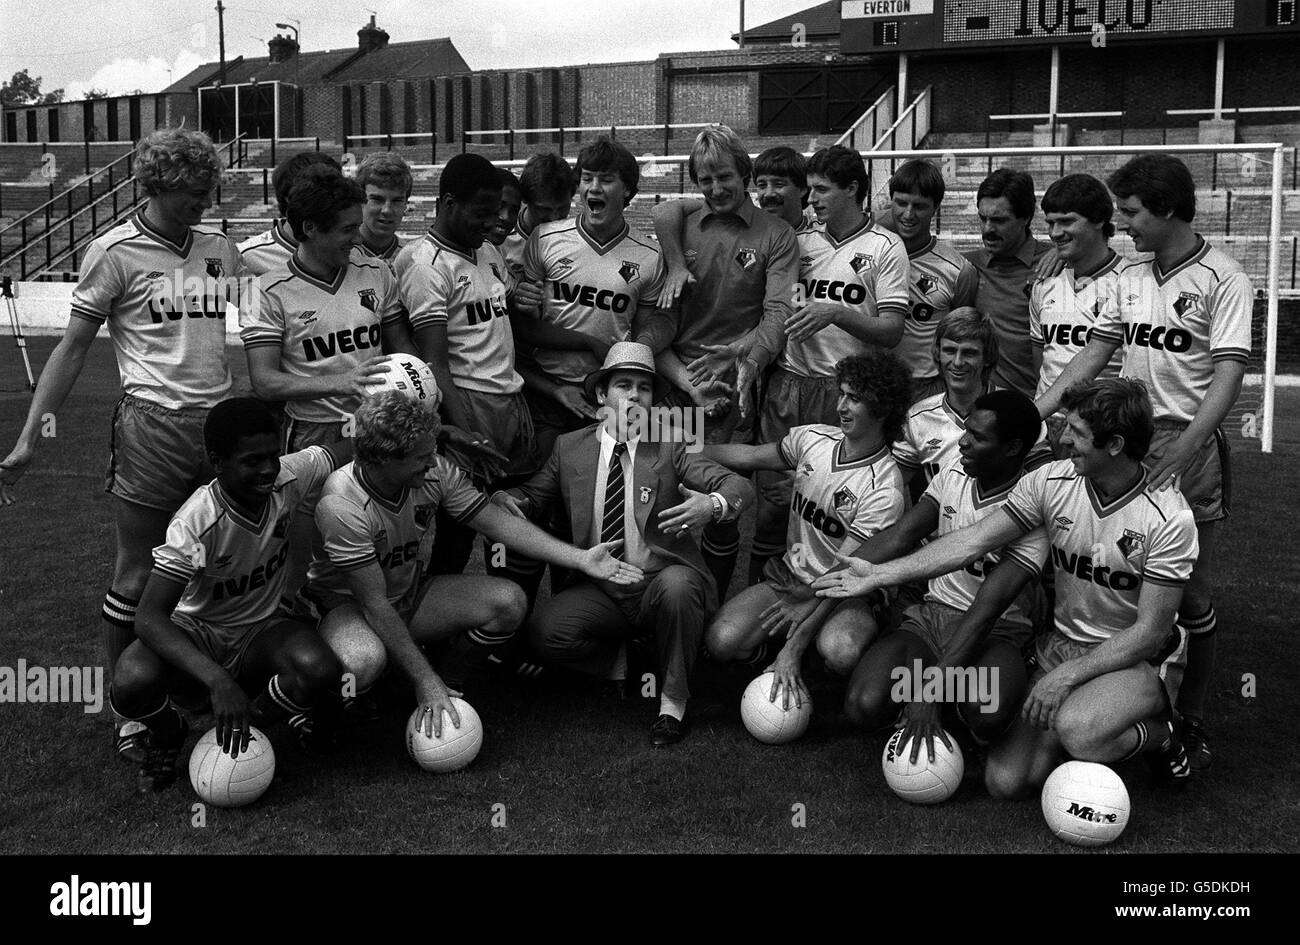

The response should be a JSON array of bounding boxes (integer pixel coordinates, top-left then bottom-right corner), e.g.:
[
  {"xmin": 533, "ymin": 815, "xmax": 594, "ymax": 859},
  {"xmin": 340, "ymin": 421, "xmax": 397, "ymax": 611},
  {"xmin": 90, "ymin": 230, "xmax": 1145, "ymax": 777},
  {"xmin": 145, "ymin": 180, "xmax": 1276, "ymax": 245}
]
[
  {"xmin": 881, "ymin": 727, "xmax": 964, "ymax": 804},
  {"xmin": 1041, "ymin": 761, "xmax": 1130, "ymax": 847},
  {"xmin": 406, "ymin": 698, "xmax": 483, "ymax": 772},
  {"xmin": 188, "ymin": 726, "xmax": 276, "ymax": 808},
  {"xmin": 740, "ymin": 672, "xmax": 812, "ymax": 744},
  {"xmin": 368, "ymin": 354, "xmax": 441, "ymax": 412}
]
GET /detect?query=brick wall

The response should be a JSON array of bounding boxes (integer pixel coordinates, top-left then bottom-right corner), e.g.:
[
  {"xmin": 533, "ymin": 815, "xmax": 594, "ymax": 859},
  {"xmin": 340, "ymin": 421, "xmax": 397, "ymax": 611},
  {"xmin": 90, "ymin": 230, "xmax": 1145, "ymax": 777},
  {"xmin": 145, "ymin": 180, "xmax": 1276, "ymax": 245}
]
[
  {"xmin": 671, "ymin": 74, "xmax": 752, "ymax": 129},
  {"xmin": 577, "ymin": 61, "xmax": 657, "ymax": 126}
]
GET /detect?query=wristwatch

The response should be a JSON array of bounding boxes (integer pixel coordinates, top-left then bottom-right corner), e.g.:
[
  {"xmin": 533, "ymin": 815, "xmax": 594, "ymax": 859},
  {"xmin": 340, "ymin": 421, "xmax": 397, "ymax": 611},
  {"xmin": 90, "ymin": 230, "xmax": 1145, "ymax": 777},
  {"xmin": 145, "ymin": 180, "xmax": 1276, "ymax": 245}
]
[{"xmin": 709, "ymin": 493, "xmax": 724, "ymax": 522}]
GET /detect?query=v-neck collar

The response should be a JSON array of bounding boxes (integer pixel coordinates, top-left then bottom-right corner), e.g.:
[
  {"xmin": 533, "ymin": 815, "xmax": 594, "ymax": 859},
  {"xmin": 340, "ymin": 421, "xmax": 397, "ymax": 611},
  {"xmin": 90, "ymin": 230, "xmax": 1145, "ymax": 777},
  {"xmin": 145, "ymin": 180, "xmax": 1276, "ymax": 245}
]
[
  {"xmin": 289, "ymin": 255, "xmax": 347, "ymax": 294},
  {"xmin": 426, "ymin": 230, "xmax": 477, "ymax": 264},
  {"xmin": 214, "ymin": 481, "xmax": 270, "ymax": 534},
  {"xmin": 133, "ymin": 211, "xmax": 193, "ymax": 257},
  {"xmin": 577, "ymin": 216, "xmax": 628, "ymax": 255},
  {"xmin": 357, "ymin": 464, "xmax": 409, "ymax": 514},
  {"xmin": 833, "ymin": 439, "xmax": 888, "ymax": 472},
  {"xmin": 1153, "ymin": 237, "xmax": 1208, "ymax": 285},
  {"xmin": 1084, "ymin": 469, "xmax": 1148, "ymax": 518}
]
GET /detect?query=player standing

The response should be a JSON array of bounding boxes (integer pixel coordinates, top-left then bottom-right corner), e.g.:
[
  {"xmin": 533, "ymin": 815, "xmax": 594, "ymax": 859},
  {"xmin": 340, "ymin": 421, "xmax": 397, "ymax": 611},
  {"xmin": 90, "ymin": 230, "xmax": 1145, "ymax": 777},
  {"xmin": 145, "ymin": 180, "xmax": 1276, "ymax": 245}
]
[
  {"xmin": 817, "ymin": 379, "xmax": 1197, "ymax": 794},
  {"xmin": 963, "ymin": 168, "xmax": 1053, "ymax": 399},
  {"xmin": 502, "ymin": 152, "xmax": 576, "ymax": 284},
  {"xmin": 1036, "ymin": 154, "xmax": 1251, "ymax": 768},
  {"xmin": 1031, "ymin": 173, "xmax": 1126, "ymax": 455},
  {"xmin": 514, "ymin": 137, "xmax": 666, "ymax": 461},
  {"xmin": 239, "ymin": 151, "xmax": 342, "ymax": 276},
  {"xmin": 885, "ymin": 159, "xmax": 979, "ymax": 403},
  {"xmin": 642, "ymin": 125, "xmax": 799, "ymax": 595},
  {"xmin": 0, "ymin": 128, "xmax": 244, "ymax": 760},
  {"xmin": 747, "ymin": 146, "xmax": 909, "ymax": 583},
  {"xmin": 354, "ymin": 152, "xmax": 414, "ymax": 269}
]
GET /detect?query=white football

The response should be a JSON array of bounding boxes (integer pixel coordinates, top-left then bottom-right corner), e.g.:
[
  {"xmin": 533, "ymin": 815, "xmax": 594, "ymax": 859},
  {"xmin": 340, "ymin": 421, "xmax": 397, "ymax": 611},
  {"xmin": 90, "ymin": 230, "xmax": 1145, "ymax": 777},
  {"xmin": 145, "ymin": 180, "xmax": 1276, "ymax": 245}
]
[
  {"xmin": 1041, "ymin": 761, "xmax": 1130, "ymax": 847},
  {"xmin": 740, "ymin": 672, "xmax": 812, "ymax": 745},
  {"xmin": 188, "ymin": 726, "xmax": 276, "ymax": 808},
  {"xmin": 369, "ymin": 354, "xmax": 441, "ymax": 412},
  {"xmin": 406, "ymin": 698, "xmax": 483, "ymax": 773},
  {"xmin": 881, "ymin": 727, "xmax": 964, "ymax": 804}
]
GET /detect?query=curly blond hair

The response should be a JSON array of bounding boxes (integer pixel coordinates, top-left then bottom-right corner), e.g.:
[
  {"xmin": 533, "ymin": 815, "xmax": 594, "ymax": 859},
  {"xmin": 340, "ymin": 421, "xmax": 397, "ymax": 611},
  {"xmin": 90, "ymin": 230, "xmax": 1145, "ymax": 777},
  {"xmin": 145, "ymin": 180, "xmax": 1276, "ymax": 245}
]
[
  {"xmin": 355, "ymin": 391, "xmax": 441, "ymax": 465},
  {"xmin": 134, "ymin": 128, "xmax": 223, "ymax": 196}
]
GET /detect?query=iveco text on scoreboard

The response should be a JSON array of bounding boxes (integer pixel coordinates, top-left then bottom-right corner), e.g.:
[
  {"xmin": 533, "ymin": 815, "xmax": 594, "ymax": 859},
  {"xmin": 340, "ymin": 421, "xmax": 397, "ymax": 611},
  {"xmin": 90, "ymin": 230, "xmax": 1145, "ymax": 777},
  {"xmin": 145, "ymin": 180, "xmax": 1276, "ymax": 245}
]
[{"xmin": 840, "ymin": 0, "xmax": 1300, "ymax": 52}]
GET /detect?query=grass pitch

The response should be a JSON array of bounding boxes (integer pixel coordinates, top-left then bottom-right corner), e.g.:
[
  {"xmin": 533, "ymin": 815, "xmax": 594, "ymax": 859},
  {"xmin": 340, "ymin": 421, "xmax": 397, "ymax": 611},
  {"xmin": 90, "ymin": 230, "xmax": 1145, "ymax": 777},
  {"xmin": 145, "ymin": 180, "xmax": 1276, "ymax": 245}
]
[{"xmin": 1, "ymin": 338, "xmax": 1296, "ymax": 854}]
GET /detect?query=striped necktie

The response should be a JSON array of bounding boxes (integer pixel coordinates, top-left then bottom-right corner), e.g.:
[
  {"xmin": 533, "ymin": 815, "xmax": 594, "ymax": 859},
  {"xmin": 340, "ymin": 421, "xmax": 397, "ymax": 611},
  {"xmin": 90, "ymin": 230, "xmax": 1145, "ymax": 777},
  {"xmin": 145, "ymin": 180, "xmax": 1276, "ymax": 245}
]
[{"xmin": 601, "ymin": 442, "xmax": 627, "ymax": 557}]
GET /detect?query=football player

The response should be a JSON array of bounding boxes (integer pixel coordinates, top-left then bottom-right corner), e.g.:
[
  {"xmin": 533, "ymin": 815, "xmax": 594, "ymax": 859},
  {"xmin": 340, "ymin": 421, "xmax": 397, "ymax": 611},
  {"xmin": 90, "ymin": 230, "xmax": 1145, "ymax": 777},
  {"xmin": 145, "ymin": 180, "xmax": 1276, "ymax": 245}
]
[
  {"xmin": 354, "ymin": 152, "xmax": 414, "ymax": 269},
  {"xmin": 111, "ymin": 398, "xmax": 350, "ymax": 792},
  {"xmin": 1, "ymin": 128, "xmax": 244, "ymax": 762},
  {"xmin": 884, "ymin": 159, "xmax": 979, "ymax": 403},
  {"xmin": 306, "ymin": 392, "xmax": 642, "ymax": 732},
  {"xmin": 1031, "ymin": 173, "xmax": 1125, "ymax": 455},
  {"xmin": 703, "ymin": 349, "xmax": 911, "ymax": 708},
  {"xmin": 239, "ymin": 150, "xmax": 342, "ymax": 276},
  {"xmin": 841, "ymin": 389, "xmax": 1049, "ymax": 760}
]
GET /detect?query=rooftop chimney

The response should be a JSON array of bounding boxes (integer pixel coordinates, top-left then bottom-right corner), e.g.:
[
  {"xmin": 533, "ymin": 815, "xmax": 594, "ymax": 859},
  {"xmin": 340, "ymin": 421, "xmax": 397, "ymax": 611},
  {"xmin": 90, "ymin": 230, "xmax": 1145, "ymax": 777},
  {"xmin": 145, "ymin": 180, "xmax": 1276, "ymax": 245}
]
[
  {"xmin": 268, "ymin": 34, "xmax": 299, "ymax": 63},
  {"xmin": 357, "ymin": 15, "xmax": 389, "ymax": 53}
]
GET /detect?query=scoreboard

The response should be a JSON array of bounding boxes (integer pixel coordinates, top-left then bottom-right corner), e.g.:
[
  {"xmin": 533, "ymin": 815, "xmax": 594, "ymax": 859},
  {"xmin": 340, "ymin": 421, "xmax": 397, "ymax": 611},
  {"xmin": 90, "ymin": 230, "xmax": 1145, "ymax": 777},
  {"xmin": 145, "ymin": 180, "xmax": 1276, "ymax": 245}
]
[{"xmin": 840, "ymin": 0, "xmax": 1300, "ymax": 52}]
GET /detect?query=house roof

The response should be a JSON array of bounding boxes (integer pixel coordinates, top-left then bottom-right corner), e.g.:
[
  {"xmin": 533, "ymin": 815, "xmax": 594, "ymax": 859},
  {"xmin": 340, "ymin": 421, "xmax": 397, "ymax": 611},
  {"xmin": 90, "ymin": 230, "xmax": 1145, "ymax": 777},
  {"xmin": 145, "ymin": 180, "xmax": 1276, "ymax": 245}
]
[
  {"xmin": 163, "ymin": 36, "xmax": 469, "ymax": 93},
  {"xmin": 734, "ymin": 1, "xmax": 841, "ymax": 44}
]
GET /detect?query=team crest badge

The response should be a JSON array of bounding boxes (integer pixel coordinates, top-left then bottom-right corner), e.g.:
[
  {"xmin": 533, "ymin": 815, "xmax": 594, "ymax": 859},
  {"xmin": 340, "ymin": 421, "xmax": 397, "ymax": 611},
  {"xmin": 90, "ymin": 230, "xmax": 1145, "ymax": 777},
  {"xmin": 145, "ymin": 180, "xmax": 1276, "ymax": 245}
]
[
  {"xmin": 272, "ymin": 514, "xmax": 290, "ymax": 539},
  {"xmin": 849, "ymin": 253, "xmax": 874, "ymax": 274},
  {"xmin": 916, "ymin": 275, "xmax": 935, "ymax": 294},
  {"xmin": 1173, "ymin": 292, "xmax": 1200, "ymax": 317},
  {"xmin": 357, "ymin": 289, "xmax": 378, "ymax": 312},
  {"xmin": 414, "ymin": 504, "xmax": 436, "ymax": 528},
  {"xmin": 735, "ymin": 247, "xmax": 758, "ymax": 270},
  {"xmin": 1117, "ymin": 528, "xmax": 1146, "ymax": 558},
  {"xmin": 205, "ymin": 258, "xmax": 224, "ymax": 278},
  {"xmin": 639, "ymin": 486, "xmax": 652, "ymax": 504},
  {"xmin": 832, "ymin": 486, "xmax": 856, "ymax": 512},
  {"xmin": 619, "ymin": 261, "xmax": 640, "ymax": 283}
]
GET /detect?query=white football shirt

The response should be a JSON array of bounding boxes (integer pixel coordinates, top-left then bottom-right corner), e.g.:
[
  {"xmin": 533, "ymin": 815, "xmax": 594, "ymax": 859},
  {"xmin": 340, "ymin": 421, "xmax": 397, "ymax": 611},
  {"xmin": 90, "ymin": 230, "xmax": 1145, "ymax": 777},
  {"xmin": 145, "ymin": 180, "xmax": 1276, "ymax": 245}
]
[
  {"xmin": 70, "ymin": 212, "xmax": 244, "ymax": 409},
  {"xmin": 778, "ymin": 424, "xmax": 906, "ymax": 584}
]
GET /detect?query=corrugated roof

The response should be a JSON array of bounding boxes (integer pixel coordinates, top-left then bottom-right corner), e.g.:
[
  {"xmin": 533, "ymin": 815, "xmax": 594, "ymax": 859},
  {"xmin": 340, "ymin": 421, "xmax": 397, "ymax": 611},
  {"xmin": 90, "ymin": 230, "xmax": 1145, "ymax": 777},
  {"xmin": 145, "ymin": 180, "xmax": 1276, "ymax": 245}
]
[{"xmin": 735, "ymin": 1, "xmax": 841, "ymax": 43}]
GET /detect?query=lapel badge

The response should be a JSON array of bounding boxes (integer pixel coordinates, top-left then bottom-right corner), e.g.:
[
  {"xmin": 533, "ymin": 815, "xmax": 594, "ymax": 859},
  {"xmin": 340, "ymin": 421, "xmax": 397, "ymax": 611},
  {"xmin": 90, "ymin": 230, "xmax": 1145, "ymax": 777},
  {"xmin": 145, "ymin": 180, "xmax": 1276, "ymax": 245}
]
[{"xmin": 639, "ymin": 486, "xmax": 652, "ymax": 504}]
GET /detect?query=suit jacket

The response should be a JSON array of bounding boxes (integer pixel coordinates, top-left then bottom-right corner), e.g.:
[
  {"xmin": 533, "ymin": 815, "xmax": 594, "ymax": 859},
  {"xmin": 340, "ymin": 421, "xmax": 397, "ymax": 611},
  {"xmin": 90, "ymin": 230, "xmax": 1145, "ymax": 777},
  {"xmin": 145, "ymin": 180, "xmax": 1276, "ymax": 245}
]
[{"xmin": 510, "ymin": 424, "xmax": 754, "ymax": 603}]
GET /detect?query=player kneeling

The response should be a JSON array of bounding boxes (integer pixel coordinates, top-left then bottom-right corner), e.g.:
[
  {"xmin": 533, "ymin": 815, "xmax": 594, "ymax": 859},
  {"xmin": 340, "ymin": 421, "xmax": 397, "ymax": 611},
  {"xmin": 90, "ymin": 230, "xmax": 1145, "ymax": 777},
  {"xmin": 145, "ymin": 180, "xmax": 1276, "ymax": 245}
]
[
  {"xmin": 306, "ymin": 391, "xmax": 641, "ymax": 738},
  {"xmin": 816, "ymin": 379, "xmax": 1197, "ymax": 795},
  {"xmin": 703, "ymin": 350, "xmax": 911, "ymax": 709},
  {"xmin": 111, "ymin": 399, "xmax": 351, "ymax": 793},
  {"xmin": 838, "ymin": 390, "xmax": 1050, "ymax": 763}
]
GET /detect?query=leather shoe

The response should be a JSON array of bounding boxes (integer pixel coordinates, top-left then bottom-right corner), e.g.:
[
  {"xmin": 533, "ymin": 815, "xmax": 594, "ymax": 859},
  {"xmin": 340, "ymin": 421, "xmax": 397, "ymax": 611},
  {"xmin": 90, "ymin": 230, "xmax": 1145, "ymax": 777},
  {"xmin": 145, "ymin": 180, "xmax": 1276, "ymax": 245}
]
[{"xmin": 650, "ymin": 713, "xmax": 687, "ymax": 746}]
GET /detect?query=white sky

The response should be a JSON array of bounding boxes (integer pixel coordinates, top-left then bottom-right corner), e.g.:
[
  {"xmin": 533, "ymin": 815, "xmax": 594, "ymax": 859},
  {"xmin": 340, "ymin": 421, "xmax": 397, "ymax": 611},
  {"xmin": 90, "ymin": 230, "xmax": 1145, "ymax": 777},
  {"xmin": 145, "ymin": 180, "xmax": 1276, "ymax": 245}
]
[{"xmin": 0, "ymin": 0, "xmax": 815, "ymax": 100}]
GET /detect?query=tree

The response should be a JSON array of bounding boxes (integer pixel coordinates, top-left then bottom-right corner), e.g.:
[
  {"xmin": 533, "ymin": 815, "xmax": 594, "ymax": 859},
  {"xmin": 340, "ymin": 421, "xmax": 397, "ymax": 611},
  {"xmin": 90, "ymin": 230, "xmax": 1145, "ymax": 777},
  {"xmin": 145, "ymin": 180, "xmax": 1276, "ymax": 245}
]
[
  {"xmin": 0, "ymin": 68, "xmax": 64, "ymax": 106},
  {"xmin": 84, "ymin": 88, "xmax": 110, "ymax": 100}
]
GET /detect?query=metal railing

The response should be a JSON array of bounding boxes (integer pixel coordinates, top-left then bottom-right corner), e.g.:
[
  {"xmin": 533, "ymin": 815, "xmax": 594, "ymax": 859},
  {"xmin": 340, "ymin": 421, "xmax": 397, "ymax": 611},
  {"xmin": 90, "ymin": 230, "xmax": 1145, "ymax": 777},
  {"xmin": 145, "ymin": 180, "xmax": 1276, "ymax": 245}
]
[
  {"xmin": 461, "ymin": 122, "xmax": 718, "ymax": 159},
  {"xmin": 2, "ymin": 135, "xmax": 247, "ymax": 279},
  {"xmin": 986, "ymin": 110, "xmax": 1127, "ymax": 148},
  {"xmin": 1, "ymin": 147, "xmax": 136, "ymax": 246},
  {"xmin": 863, "ymin": 86, "xmax": 932, "ymax": 203},
  {"xmin": 834, "ymin": 87, "xmax": 895, "ymax": 152}
]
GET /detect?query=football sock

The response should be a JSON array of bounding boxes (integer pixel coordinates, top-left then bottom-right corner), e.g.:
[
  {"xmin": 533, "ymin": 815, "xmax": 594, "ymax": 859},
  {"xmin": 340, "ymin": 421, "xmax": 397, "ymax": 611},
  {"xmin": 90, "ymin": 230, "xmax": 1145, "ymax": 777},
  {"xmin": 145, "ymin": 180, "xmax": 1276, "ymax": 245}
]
[
  {"xmin": 102, "ymin": 590, "xmax": 138, "ymax": 674},
  {"xmin": 254, "ymin": 674, "xmax": 310, "ymax": 725},
  {"xmin": 1176, "ymin": 606, "xmax": 1217, "ymax": 720},
  {"xmin": 746, "ymin": 537, "xmax": 785, "ymax": 587},
  {"xmin": 658, "ymin": 694, "xmax": 686, "ymax": 722},
  {"xmin": 1117, "ymin": 721, "xmax": 1150, "ymax": 762},
  {"xmin": 702, "ymin": 529, "xmax": 740, "ymax": 600}
]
